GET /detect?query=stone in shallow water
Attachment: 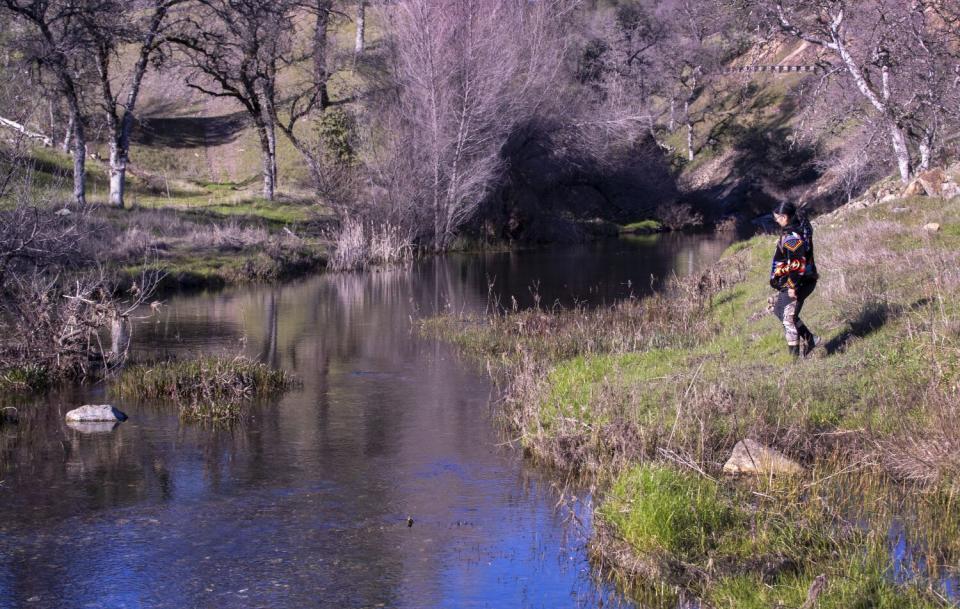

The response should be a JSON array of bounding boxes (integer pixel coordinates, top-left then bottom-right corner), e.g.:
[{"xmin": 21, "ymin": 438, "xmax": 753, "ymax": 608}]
[
  {"xmin": 722, "ymin": 438, "xmax": 803, "ymax": 476},
  {"xmin": 64, "ymin": 404, "xmax": 128, "ymax": 423}
]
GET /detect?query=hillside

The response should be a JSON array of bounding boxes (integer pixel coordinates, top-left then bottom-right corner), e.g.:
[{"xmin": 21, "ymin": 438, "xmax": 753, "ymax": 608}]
[{"xmin": 426, "ymin": 169, "xmax": 960, "ymax": 606}]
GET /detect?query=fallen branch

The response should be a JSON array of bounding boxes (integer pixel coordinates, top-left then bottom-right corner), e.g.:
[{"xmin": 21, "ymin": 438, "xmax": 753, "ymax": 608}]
[{"xmin": 0, "ymin": 116, "xmax": 52, "ymax": 147}]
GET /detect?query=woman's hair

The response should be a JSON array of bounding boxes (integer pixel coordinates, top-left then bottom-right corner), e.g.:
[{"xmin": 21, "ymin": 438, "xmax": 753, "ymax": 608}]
[{"xmin": 773, "ymin": 200, "xmax": 797, "ymax": 218}]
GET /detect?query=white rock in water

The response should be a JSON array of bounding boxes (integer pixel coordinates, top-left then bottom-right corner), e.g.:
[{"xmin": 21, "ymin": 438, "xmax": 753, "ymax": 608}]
[
  {"xmin": 722, "ymin": 439, "xmax": 803, "ymax": 476},
  {"xmin": 65, "ymin": 404, "xmax": 127, "ymax": 423}
]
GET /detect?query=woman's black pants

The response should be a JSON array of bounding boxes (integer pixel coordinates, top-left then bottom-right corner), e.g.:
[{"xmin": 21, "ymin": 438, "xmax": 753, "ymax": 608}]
[{"xmin": 773, "ymin": 281, "xmax": 816, "ymax": 346}]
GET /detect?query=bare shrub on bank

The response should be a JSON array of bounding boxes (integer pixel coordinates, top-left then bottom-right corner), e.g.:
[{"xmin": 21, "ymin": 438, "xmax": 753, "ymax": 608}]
[{"xmin": 0, "ymin": 202, "xmax": 161, "ymax": 379}]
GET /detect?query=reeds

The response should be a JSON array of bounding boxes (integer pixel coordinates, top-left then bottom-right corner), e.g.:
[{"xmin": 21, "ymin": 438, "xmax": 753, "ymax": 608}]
[{"xmin": 329, "ymin": 218, "xmax": 413, "ymax": 271}]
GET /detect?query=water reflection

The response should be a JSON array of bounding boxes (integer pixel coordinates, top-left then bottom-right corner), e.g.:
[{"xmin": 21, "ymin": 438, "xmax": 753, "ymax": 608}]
[{"xmin": 0, "ymin": 235, "xmax": 735, "ymax": 608}]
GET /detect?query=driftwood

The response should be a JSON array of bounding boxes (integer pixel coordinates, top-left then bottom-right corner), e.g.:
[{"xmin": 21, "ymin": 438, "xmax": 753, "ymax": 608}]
[{"xmin": 0, "ymin": 115, "xmax": 52, "ymax": 147}]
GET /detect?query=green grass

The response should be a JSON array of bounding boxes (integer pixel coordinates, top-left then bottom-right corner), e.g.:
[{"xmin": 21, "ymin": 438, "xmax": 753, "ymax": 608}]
[
  {"xmin": 711, "ymin": 566, "xmax": 939, "ymax": 609},
  {"xmin": 600, "ymin": 464, "xmax": 950, "ymax": 608},
  {"xmin": 540, "ymin": 349, "xmax": 688, "ymax": 430},
  {"xmin": 0, "ymin": 364, "xmax": 52, "ymax": 394},
  {"xmin": 619, "ymin": 220, "xmax": 663, "ymax": 234},
  {"xmin": 123, "ymin": 241, "xmax": 327, "ymax": 293},
  {"xmin": 598, "ymin": 465, "xmax": 736, "ymax": 560},
  {"xmin": 135, "ymin": 193, "xmax": 317, "ymax": 224}
]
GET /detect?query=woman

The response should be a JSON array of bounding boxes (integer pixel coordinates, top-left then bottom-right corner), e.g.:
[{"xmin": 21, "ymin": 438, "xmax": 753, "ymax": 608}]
[{"xmin": 770, "ymin": 201, "xmax": 820, "ymax": 358}]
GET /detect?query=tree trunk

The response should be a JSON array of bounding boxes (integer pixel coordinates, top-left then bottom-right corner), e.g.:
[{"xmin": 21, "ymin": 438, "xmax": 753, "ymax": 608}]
[
  {"xmin": 110, "ymin": 314, "xmax": 131, "ymax": 362},
  {"xmin": 108, "ymin": 142, "xmax": 126, "ymax": 208},
  {"xmin": 0, "ymin": 115, "xmax": 52, "ymax": 146},
  {"xmin": 254, "ymin": 120, "xmax": 275, "ymax": 201},
  {"xmin": 70, "ymin": 110, "xmax": 87, "ymax": 206},
  {"xmin": 355, "ymin": 1, "xmax": 366, "ymax": 57},
  {"xmin": 278, "ymin": 122, "xmax": 323, "ymax": 191},
  {"xmin": 918, "ymin": 131, "xmax": 933, "ymax": 172},
  {"xmin": 889, "ymin": 122, "xmax": 912, "ymax": 183},
  {"xmin": 101, "ymin": 4, "xmax": 169, "ymax": 210},
  {"xmin": 110, "ymin": 113, "xmax": 137, "ymax": 208},
  {"xmin": 47, "ymin": 99, "xmax": 56, "ymax": 147},
  {"xmin": 684, "ymin": 100, "xmax": 694, "ymax": 161},
  {"xmin": 268, "ymin": 122, "xmax": 277, "ymax": 192},
  {"xmin": 830, "ymin": 33, "xmax": 912, "ymax": 182},
  {"xmin": 63, "ymin": 115, "xmax": 74, "ymax": 153},
  {"xmin": 315, "ymin": 0, "xmax": 331, "ymax": 108},
  {"xmin": 919, "ymin": 143, "xmax": 931, "ymax": 173}
]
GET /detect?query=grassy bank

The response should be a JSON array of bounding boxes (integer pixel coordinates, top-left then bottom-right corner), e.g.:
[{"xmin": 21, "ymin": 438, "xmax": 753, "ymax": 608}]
[
  {"xmin": 424, "ymin": 187, "xmax": 960, "ymax": 604},
  {"xmin": 0, "ymin": 364, "xmax": 52, "ymax": 395},
  {"xmin": 7, "ymin": 145, "xmax": 331, "ymax": 294},
  {"xmin": 113, "ymin": 356, "xmax": 298, "ymax": 421}
]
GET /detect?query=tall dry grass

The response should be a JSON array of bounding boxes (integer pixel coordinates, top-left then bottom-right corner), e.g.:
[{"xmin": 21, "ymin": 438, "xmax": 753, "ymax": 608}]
[{"xmin": 329, "ymin": 218, "xmax": 413, "ymax": 271}]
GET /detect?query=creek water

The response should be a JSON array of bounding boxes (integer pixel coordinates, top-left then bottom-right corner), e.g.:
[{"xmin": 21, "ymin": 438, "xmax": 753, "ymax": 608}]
[{"xmin": 0, "ymin": 234, "xmax": 735, "ymax": 609}]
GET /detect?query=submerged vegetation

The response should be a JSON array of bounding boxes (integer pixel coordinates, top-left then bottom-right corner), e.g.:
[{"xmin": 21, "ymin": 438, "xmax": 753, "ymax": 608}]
[
  {"xmin": 425, "ymin": 185, "xmax": 960, "ymax": 604},
  {"xmin": 113, "ymin": 356, "xmax": 298, "ymax": 422}
]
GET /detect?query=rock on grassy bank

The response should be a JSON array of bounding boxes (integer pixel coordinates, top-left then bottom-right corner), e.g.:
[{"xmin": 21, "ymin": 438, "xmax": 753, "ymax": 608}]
[{"xmin": 424, "ymin": 188, "xmax": 960, "ymax": 605}]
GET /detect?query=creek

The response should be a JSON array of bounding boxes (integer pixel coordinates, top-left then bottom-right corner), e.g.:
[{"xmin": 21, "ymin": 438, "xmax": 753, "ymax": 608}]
[{"xmin": 0, "ymin": 234, "xmax": 735, "ymax": 609}]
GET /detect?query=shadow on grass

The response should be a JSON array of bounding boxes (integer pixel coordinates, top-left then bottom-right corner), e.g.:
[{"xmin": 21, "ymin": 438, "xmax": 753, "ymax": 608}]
[
  {"xmin": 825, "ymin": 298, "xmax": 931, "ymax": 355},
  {"xmin": 132, "ymin": 111, "xmax": 249, "ymax": 148}
]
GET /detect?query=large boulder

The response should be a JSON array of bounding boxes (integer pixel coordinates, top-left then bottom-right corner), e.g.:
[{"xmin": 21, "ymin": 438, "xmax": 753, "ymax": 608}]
[
  {"xmin": 905, "ymin": 168, "xmax": 960, "ymax": 199},
  {"xmin": 918, "ymin": 168, "xmax": 948, "ymax": 197},
  {"xmin": 722, "ymin": 439, "xmax": 803, "ymax": 476},
  {"xmin": 903, "ymin": 179, "xmax": 927, "ymax": 197},
  {"xmin": 65, "ymin": 404, "xmax": 128, "ymax": 423}
]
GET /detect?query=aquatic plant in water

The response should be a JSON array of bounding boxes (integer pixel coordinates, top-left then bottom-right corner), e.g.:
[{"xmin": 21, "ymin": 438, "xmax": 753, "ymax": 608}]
[{"xmin": 113, "ymin": 356, "xmax": 297, "ymax": 422}]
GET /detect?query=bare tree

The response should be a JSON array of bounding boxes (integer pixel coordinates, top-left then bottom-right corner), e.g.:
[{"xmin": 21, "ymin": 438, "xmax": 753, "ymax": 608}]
[
  {"xmin": 83, "ymin": 0, "xmax": 189, "ymax": 208},
  {"xmin": 575, "ymin": 0, "xmax": 745, "ymax": 163},
  {"xmin": 170, "ymin": 0, "xmax": 294, "ymax": 201},
  {"xmin": 383, "ymin": 0, "xmax": 575, "ymax": 250},
  {"xmin": 772, "ymin": 0, "xmax": 960, "ymax": 183},
  {"xmin": 1, "ymin": 0, "xmax": 91, "ymax": 206},
  {"xmin": 267, "ymin": 0, "xmax": 334, "ymax": 192}
]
